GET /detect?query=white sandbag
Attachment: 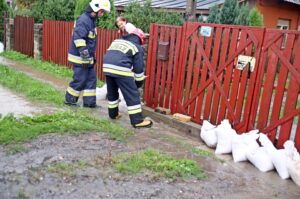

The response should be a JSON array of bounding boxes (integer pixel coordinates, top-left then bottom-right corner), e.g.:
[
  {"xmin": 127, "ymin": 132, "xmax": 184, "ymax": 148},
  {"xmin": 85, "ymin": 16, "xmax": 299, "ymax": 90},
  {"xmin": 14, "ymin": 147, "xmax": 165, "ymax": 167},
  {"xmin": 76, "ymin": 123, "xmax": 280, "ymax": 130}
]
[
  {"xmin": 259, "ymin": 133, "xmax": 289, "ymax": 179},
  {"xmin": 284, "ymin": 141, "xmax": 300, "ymax": 186},
  {"xmin": 246, "ymin": 146, "xmax": 274, "ymax": 172},
  {"xmin": 202, "ymin": 120, "xmax": 216, "ymax": 131},
  {"xmin": 232, "ymin": 130, "xmax": 259, "ymax": 162},
  {"xmin": 215, "ymin": 119, "xmax": 237, "ymax": 154},
  {"xmin": 200, "ymin": 121, "xmax": 217, "ymax": 148},
  {"xmin": 287, "ymin": 161, "xmax": 300, "ymax": 186},
  {"xmin": 284, "ymin": 140, "xmax": 300, "ymax": 161},
  {"xmin": 96, "ymin": 84, "xmax": 107, "ymax": 100}
]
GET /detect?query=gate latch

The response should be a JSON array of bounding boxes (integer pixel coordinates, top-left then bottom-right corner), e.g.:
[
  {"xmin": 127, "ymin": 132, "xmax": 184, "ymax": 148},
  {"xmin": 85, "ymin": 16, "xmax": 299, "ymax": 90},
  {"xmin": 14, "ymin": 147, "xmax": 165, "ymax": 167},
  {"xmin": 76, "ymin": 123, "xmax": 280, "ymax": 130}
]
[{"xmin": 236, "ymin": 55, "xmax": 256, "ymax": 72}]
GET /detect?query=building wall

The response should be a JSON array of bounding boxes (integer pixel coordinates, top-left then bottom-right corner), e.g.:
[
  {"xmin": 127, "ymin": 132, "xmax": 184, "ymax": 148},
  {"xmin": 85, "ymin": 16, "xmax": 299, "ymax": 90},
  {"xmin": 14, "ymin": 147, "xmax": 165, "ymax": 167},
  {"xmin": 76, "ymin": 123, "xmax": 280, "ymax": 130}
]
[{"xmin": 255, "ymin": 0, "xmax": 300, "ymax": 30}]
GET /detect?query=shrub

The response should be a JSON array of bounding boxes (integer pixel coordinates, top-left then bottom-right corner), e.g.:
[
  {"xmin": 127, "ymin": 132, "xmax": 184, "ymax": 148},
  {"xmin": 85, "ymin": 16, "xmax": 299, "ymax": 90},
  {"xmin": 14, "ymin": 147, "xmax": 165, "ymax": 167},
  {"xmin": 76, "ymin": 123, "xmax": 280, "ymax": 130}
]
[
  {"xmin": 249, "ymin": 8, "xmax": 264, "ymax": 27},
  {"xmin": 122, "ymin": 0, "xmax": 183, "ymax": 33},
  {"xmin": 30, "ymin": 0, "xmax": 76, "ymax": 23},
  {"xmin": 219, "ymin": 0, "xmax": 239, "ymax": 25},
  {"xmin": 206, "ymin": 4, "xmax": 220, "ymax": 24}
]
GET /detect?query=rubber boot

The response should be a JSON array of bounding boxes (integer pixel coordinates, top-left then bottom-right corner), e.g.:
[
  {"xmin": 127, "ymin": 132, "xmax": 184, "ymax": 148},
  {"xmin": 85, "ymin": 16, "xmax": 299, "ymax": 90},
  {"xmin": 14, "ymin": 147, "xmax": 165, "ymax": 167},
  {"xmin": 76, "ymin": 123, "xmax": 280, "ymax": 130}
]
[{"xmin": 133, "ymin": 119, "xmax": 153, "ymax": 128}]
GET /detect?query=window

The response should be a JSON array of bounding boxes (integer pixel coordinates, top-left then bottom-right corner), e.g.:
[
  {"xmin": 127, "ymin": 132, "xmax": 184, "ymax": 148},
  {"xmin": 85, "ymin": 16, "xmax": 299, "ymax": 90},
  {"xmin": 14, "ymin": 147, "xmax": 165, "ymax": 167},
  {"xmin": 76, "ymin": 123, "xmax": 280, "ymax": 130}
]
[{"xmin": 277, "ymin": 19, "xmax": 290, "ymax": 30}]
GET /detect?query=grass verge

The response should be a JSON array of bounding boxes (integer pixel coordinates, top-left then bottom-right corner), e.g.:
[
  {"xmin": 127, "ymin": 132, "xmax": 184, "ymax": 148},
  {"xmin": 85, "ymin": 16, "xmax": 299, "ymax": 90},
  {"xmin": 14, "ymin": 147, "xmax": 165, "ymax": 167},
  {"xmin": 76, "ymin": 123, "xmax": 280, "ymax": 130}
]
[
  {"xmin": 0, "ymin": 51, "xmax": 104, "ymax": 87},
  {"xmin": 160, "ymin": 134, "xmax": 224, "ymax": 163},
  {"xmin": 47, "ymin": 160, "xmax": 89, "ymax": 178},
  {"xmin": 0, "ymin": 64, "xmax": 64, "ymax": 106},
  {"xmin": 113, "ymin": 149, "xmax": 206, "ymax": 180},
  {"xmin": 0, "ymin": 111, "xmax": 133, "ymax": 145}
]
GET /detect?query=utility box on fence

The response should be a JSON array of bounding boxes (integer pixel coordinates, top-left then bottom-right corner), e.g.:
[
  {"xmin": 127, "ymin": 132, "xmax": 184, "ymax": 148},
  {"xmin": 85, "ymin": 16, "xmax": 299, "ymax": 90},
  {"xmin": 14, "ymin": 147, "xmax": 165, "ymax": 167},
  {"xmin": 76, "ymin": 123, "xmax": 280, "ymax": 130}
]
[{"xmin": 158, "ymin": 41, "xmax": 169, "ymax": 61}]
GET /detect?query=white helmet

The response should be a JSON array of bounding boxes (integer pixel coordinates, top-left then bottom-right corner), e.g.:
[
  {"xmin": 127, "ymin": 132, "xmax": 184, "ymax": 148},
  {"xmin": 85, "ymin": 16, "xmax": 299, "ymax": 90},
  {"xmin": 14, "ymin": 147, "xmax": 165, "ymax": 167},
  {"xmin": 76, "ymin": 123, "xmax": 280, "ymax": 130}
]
[{"xmin": 89, "ymin": 0, "xmax": 111, "ymax": 13}]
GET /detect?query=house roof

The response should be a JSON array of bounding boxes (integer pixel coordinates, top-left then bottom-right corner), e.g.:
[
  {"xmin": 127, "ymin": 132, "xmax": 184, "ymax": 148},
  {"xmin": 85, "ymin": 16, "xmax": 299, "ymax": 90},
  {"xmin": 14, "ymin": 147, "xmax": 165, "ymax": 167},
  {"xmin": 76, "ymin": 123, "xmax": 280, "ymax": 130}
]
[
  {"xmin": 114, "ymin": 0, "xmax": 225, "ymax": 11},
  {"xmin": 283, "ymin": 0, "xmax": 300, "ymax": 5}
]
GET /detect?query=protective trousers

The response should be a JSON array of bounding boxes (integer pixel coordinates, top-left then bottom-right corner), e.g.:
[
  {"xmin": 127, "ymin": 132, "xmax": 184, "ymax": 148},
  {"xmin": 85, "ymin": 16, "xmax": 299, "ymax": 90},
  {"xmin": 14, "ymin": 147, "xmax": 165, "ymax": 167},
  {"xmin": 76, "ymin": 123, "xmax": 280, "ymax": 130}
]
[
  {"xmin": 65, "ymin": 64, "xmax": 96, "ymax": 106},
  {"xmin": 105, "ymin": 75, "xmax": 143, "ymax": 126}
]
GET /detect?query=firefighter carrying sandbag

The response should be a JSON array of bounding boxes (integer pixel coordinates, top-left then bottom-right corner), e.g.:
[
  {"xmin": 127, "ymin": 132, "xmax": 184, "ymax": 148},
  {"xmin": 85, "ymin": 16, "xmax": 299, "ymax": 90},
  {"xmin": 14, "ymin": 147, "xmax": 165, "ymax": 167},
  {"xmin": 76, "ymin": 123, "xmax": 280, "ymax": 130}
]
[{"xmin": 103, "ymin": 28, "xmax": 153, "ymax": 128}]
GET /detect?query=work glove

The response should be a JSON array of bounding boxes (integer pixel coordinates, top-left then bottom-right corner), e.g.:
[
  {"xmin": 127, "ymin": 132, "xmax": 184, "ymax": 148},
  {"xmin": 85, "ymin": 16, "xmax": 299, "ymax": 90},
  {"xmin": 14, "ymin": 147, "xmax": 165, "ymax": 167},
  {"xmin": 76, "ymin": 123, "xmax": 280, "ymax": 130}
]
[{"xmin": 80, "ymin": 49, "xmax": 93, "ymax": 68}]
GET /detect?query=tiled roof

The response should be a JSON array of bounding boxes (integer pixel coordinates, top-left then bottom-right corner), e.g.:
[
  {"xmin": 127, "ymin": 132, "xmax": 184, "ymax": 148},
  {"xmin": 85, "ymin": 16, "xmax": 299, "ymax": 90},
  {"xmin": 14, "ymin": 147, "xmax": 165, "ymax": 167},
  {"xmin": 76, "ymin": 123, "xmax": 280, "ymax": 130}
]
[{"xmin": 114, "ymin": 0, "xmax": 225, "ymax": 10}]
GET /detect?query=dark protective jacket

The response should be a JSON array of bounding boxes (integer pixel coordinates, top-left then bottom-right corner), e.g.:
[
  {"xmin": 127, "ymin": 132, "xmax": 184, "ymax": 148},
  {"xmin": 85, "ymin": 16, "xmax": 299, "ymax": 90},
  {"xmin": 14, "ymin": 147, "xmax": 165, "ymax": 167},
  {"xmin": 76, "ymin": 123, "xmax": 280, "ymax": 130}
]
[
  {"xmin": 68, "ymin": 10, "xmax": 97, "ymax": 65},
  {"xmin": 103, "ymin": 34, "xmax": 145, "ymax": 83}
]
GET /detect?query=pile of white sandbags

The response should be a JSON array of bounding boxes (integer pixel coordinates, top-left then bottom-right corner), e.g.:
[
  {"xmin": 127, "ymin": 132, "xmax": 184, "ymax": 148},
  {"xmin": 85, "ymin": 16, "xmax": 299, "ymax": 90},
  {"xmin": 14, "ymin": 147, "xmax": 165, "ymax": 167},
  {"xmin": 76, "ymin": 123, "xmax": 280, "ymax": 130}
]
[
  {"xmin": 96, "ymin": 83, "xmax": 127, "ymax": 112},
  {"xmin": 200, "ymin": 120, "xmax": 300, "ymax": 185}
]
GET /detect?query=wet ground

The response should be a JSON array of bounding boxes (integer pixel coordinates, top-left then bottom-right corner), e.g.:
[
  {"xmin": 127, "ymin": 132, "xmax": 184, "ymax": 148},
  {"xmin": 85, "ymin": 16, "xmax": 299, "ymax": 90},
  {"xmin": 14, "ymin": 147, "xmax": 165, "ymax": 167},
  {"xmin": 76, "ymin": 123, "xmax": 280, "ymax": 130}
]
[{"xmin": 1, "ymin": 57, "xmax": 300, "ymax": 199}]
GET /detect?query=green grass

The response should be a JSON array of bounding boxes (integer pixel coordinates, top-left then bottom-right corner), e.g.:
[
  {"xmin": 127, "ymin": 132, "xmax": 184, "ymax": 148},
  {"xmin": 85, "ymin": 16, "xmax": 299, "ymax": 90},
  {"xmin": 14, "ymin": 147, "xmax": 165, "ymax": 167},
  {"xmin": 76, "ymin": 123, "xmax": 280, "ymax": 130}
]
[
  {"xmin": 0, "ymin": 64, "xmax": 64, "ymax": 106},
  {"xmin": 191, "ymin": 147, "xmax": 225, "ymax": 164},
  {"xmin": 0, "ymin": 51, "xmax": 104, "ymax": 87},
  {"xmin": 160, "ymin": 134, "xmax": 225, "ymax": 163},
  {"xmin": 0, "ymin": 111, "xmax": 133, "ymax": 145},
  {"xmin": 47, "ymin": 160, "xmax": 89, "ymax": 177},
  {"xmin": 1, "ymin": 51, "xmax": 73, "ymax": 81},
  {"xmin": 113, "ymin": 149, "xmax": 206, "ymax": 180}
]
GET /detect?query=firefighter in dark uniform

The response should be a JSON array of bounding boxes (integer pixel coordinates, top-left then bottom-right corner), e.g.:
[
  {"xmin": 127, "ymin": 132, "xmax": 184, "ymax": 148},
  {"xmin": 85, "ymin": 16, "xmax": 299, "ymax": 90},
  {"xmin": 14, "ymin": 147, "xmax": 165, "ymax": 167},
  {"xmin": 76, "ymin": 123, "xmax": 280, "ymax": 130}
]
[
  {"xmin": 103, "ymin": 28, "xmax": 153, "ymax": 128},
  {"xmin": 65, "ymin": 0, "xmax": 111, "ymax": 107}
]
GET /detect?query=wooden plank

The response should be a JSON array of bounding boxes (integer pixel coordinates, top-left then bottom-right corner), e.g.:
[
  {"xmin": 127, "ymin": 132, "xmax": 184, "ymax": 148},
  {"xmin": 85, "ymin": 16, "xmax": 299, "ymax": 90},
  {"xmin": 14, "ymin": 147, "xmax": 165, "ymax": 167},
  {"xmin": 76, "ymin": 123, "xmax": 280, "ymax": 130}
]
[
  {"xmin": 165, "ymin": 27, "xmax": 176, "ymax": 109},
  {"xmin": 218, "ymin": 28, "xmax": 239, "ymax": 122},
  {"xmin": 194, "ymin": 25, "xmax": 214, "ymax": 121},
  {"xmin": 183, "ymin": 31, "xmax": 197, "ymax": 106},
  {"xmin": 159, "ymin": 27, "xmax": 170, "ymax": 107},
  {"xmin": 203, "ymin": 27, "xmax": 222, "ymax": 121},
  {"xmin": 211, "ymin": 28, "xmax": 230, "ymax": 123},
  {"xmin": 228, "ymin": 29, "xmax": 247, "ymax": 123},
  {"xmin": 235, "ymin": 34, "xmax": 253, "ymax": 124},
  {"xmin": 170, "ymin": 27, "xmax": 182, "ymax": 113},
  {"xmin": 144, "ymin": 24, "xmax": 154, "ymax": 104},
  {"xmin": 277, "ymin": 34, "xmax": 300, "ymax": 148},
  {"xmin": 148, "ymin": 24, "xmax": 159, "ymax": 107},
  {"xmin": 189, "ymin": 34, "xmax": 205, "ymax": 118},
  {"xmin": 257, "ymin": 36, "xmax": 283, "ymax": 129},
  {"xmin": 268, "ymin": 34, "xmax": 295, "ymax": 142}
]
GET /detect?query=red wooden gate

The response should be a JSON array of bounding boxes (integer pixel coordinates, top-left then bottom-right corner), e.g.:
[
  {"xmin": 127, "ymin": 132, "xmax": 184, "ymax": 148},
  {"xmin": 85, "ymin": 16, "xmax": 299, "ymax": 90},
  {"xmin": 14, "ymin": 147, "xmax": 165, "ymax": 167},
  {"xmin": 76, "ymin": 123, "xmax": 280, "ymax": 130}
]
[
  {"xmin": 145, "ymin": 23, "xmax": 300, "ymax": 150},
  {"xmin": 13, "ymin": 16, "xmax": 34, "ymax": 57},
  {"xmin": 173, "ymin": 22, "xmax": 265, "ymax": 133},
  {"xmin": 249, "ymin": 29, "xmax": 300, "ymax": 149}
]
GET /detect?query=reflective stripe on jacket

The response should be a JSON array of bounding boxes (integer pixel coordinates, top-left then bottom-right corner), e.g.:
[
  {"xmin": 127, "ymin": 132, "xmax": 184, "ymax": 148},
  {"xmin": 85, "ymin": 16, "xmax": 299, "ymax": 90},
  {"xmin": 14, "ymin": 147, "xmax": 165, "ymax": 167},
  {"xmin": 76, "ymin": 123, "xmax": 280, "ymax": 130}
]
[
  {"xmin": 68, "ymin": 12, "xmax": 97, "ymax": 65},
  {"xmin": 103, "ymin": 34, "xmax": 145, "ymax": 82}
]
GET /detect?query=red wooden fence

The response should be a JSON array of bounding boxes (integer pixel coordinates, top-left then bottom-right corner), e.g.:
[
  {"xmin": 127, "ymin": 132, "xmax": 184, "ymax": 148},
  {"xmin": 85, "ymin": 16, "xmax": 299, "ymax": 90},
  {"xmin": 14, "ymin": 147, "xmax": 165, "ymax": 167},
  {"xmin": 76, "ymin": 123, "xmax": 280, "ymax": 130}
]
[
  {"xmin": 145, "ymin": 23, "xmax": 300, "ymax": 151},
  {"xmin": 42, "ymin": 20, "xmax": 121, "ymax": 80},
  {"xmin": 249, "ymin": 29, "xmax": 300, "ymax": 149},
  {"xmin": 13, "ymin": 16, "xmax": 34, "ymax": 57},
  {"xmin": 144, "ymin": 24, "xmax": 183, "ymax": 111}
]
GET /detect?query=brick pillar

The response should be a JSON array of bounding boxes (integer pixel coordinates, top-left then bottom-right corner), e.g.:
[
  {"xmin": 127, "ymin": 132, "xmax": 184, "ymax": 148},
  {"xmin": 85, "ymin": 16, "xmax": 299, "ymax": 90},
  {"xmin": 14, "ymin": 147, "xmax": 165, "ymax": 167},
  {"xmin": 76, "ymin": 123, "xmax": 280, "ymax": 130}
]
[
  {"xmin": 5, "ymin": 18, "xmax": 14, "ymax": 51},
  {"xmin": 34, "ymin": 23, "xmax": 43, "ymax": 59}
]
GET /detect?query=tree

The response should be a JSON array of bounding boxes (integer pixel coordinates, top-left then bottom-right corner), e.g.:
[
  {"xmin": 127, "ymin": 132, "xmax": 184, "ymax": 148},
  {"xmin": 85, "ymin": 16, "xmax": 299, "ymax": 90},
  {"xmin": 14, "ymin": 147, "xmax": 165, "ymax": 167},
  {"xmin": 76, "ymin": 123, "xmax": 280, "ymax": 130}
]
[
  {"xmin": 30, "ymin": 0, "xmax": 76, "ymax": 23},
  {"xmin": 219, "ymin": 0, "xmax": 239, "ymax": 25},
  {"xmin": 74, "ymin": 0, "xmax": 117, "ymax": 29},
  {"xmin": 235, "ymin": 3, "xmax": 250, "ymax": 25},
  {"xmin": 206, "ymin": 4, "xmax": 220, "ymax": 24},
  {"xmin": 249, "ymin": 8, "xmax": 264, "ymax": 27},
  {"xmin": 122, "ymin": 0, "xmax": 183, "ymax": 33}
]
